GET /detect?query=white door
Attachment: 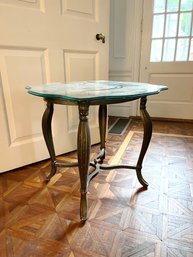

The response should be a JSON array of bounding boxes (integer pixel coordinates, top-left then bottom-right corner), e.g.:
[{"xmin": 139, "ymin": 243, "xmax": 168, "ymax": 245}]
[
  {"xmin": 0, "ymin": 0, "xmax": 109, "ymax": 172},
  {"xmin": 140, "ymin": 0, "xmax": 193, "ymax": 119}
]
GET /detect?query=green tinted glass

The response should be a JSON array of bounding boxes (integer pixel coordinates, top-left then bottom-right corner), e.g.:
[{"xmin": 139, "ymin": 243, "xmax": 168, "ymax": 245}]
[{"xmin": 26, "ymin": 81, "xmax": 167, "ymax": 102}]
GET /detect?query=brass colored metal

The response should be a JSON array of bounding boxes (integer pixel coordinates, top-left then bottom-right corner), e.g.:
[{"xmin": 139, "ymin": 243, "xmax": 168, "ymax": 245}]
[
  {"xmin": 42, "ymin": 101, "xmax": 79, "ymax": 180},
  {"xmin": 99, "ymin": 164, "xmax": 136, "ymax": 170},
  {"xmin": 96, "ymin": 33, "xmax": 105, "ymax": 43},
  {"xmin": 56, "ymin": 162, "xmax": 78, "ymax": 167},
  {"xmin": 86, "ymin": 105, "xmax": 107, "ymax": 183},
  {"xmin": 77, "ymin": 103, "xmax": 91, "ymax": 221},
  {"xmin": 42, "ymin": 95, "xmax": 153, "ymax": 220},
  {"xmin": 45, "ymin": 96, "xmax": 138, "ymax": 106},
  {"xmin": 42, "ymin": 102, "xmax": 57, "ymax": 180},
  {"xmin": 44, "ymin": 98, "xmax": 78, "ymax": 106},
  {"xmin": 98, "ymin": 105, "xmax": 107, "ymax": 160},
  {"xmin": 136, "ymin": 96, "xmax": 152, "ymax": 188},
  {"xmin": 94, "ymin": 148, "xmax": 105, "ymax": 164},
  {"xmin": 87, "ymin": 164, "xmax": 100, "ymax": 183}
]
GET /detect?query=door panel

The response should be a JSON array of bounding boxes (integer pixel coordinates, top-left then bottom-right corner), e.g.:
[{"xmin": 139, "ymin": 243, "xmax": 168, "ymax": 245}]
[
  {"xmin": 64, "ymin": 50, "xmax": 98, "ymax": 145},
  {"xmin": 64, "ymin": 51, "xmax": 98, "ymax": 81},
  {"xmin": 0, "ymin": 0, "xmax": 43, "ymax": 11},
  {"xmin": 0, "ymin": 49, "xmax": 46, "ymax": 145},
  {"xmin": 140, "ymin": 0, "xmax": 193, "ymax": 119},
  {"xmin": 0, "ymin": 0, "xmax": 109, "ymax": 172},
  {"xmin": 63, "ymin": 0, "xmax": 95, "ymax": 17}
]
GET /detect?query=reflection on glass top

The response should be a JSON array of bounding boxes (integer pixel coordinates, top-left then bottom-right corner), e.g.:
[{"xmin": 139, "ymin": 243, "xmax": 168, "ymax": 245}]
[{"xmin": 26, "ymin": 80, "xmax": 168, "ymax": 102}]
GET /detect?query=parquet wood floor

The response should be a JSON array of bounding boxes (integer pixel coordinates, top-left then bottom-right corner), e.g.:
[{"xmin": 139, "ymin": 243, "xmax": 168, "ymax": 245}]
[{"xmin": 0, "ymin": 118, "xmax": 193, "ymax": 257}]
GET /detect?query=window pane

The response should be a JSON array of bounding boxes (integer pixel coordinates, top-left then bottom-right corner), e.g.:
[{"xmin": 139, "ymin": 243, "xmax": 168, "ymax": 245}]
[
  {"xmin": 165, "ymin": 14, "xmax": 178, "ymax": 37},
  {"xmin": 178, "ymin": 12, "xmax": 192, "ymax": 36},
  {"xmin": 151, "ymin": 0, "xmax": 193, "ymax": 62},
  {"xmin": 163, "ymin": 39, "xmax": 176, "ymax": 61},
  {"xmin": 189, "ymin": 39, "xmax": 193, "ymax": 60},
  {"xmin": 167, "ymin": 0, "xmax": 179, "ymax": 12},
  {"xmin": 176, "ymin": 38, "xmax": 189, "ymax": 61},
  {"xmin": 150, "ymin": 39, "xmax": 163, "ymax": 62},
  {"xmin": 180, "ymin": 0, "xmax": 193, "ymax": 11},
  {"xmin": 154, "ymin": 0, "xmax": 166, "ymax": 13},
  {"xmin": 152, "ymin": 15, "xmax": 165, "ymax": 38}
]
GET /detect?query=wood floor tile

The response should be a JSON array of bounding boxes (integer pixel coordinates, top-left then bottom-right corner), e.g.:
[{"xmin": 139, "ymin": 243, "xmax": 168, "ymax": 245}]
[{"xmin": 0, "ymin": 119, "xmax": 193, "ymax": 256}]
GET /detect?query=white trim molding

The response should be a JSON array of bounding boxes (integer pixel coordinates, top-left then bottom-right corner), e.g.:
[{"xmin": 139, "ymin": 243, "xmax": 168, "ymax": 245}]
[{"xmin": 109, "ymin": 0, "xmax": 143, "ymax": 117}]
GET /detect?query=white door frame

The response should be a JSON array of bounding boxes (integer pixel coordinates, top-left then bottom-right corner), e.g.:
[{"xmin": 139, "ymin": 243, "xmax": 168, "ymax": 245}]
[{"xmin": 139, "ymin": 0, "xmax": 193, "ymax": 120}]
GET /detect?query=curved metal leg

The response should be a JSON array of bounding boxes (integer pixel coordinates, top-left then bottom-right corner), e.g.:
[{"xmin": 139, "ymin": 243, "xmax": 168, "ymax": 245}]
[
  {"xmin": 42, "ymin": 101, "xmax": 57, "ymax": 180},
  {"xmin": 77, "ymin": 103, "xmax": 91, "ymax": 221},
  {"xmin": 98, "ymin": 105, "xmax": 107, "ymax": 161},
  {"xmin": 136, "ymin": 97, "xmax": 152, "ymax": 188}
]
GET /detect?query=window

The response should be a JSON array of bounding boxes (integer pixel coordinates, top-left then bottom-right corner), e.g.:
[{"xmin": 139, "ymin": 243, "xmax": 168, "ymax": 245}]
[{"xmin": 150, "ymin": 0, "xmax": 193, "ymax": 62}]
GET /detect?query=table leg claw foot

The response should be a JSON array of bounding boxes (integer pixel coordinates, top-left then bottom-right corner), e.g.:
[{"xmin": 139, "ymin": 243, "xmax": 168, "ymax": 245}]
[
  {"xmin": 46, "ymin": 164, "xmax": 57, "ymax": 181},
  {"xmin": 80, "ymin": 192, "xmax": 88, "ymax": 221},
  {"xmin": 136, "ymin": 168, "xmax": 148, "ymax": 188}
]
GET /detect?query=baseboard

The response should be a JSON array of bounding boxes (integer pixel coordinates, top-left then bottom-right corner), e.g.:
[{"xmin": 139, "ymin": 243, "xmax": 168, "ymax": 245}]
[{"xmin": 130, "ymin": 116, "xmax": 193, "ymax": 123}]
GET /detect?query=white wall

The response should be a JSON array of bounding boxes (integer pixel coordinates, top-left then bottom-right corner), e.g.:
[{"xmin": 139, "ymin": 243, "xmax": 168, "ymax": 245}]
[{"xmin": 109, "ymin": 0, "xmax": 143, "ymax": 117}]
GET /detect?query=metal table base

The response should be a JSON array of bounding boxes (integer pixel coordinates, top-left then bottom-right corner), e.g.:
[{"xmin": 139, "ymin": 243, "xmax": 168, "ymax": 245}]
[{"xmin": 42, "ymin": 96, "xmax": 152, "ymax": 221}]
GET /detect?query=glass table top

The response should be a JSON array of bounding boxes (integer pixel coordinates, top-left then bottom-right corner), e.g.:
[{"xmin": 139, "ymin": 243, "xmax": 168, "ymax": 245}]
[{"xmin": 26, "ymin": 80, "xmax": 168, "ymax": 102}]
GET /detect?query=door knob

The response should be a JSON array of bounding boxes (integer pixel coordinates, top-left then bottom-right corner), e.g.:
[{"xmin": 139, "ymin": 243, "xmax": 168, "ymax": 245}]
[{"xmin": 96, "ymin": 33, "xmax": 105, "ymax": 43}]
